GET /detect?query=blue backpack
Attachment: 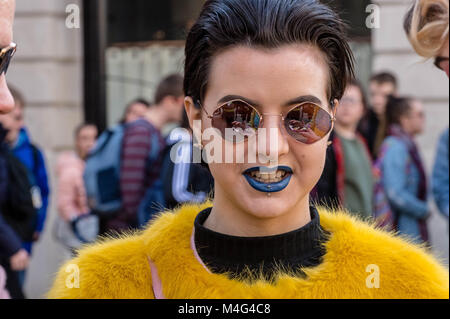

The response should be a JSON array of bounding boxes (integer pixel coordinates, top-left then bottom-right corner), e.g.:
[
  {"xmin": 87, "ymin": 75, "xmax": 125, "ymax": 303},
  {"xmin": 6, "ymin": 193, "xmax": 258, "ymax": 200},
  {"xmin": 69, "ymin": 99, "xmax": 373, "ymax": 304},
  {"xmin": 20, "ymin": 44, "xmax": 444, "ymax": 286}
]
[{"xmin": 84, "ymin": 124, "xmax": 125, "ymax": 217}]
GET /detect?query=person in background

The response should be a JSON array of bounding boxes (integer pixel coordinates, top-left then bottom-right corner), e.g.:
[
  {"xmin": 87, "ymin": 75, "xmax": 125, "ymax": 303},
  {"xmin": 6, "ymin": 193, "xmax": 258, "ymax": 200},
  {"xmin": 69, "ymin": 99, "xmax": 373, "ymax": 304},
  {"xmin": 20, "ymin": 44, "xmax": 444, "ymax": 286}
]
[
  {"xmin": 0, "ymin": 86, "xmax": 50, "ymax": 290},
  {"xmin": 8, "ymin": 87, "xmax": 50, "ymax": 246},
  {"xmin": 432, "ymin": 128, "xmax": 449, "ymax": 218},
  {"xmin": 162, "ymin": 110, "xmax": 214, "ymax": 211},
  {"xmin": 105, "ymin": 74, "xmax": 184, "ymax": 233},
  {"xmin": 358, "ymin": 72, "xmax": 398, "ymax": 160},
  {"xmin": 0, "ymin": 123, "xmax": 29, "ymax": 299},
  {"xmin": 1, "ymin": 0, "xmax": 28, "ymax": 299},
  {"xmin": 404, "ymin": 0, "xmax": 449, "ymax": 77},
  {"xmin": 404, "ymin": 0, "xmax": 449, "ymax": 220},
  {"xmin": 121, "ymin": 98, "xmax": 151, "ymax": 124},
  {"xmin": 312, "ymin": 79, "xmax": 373, "ymax": 219},
  {"xmin": 379, "ymin": 95, "xmax": 429, "ymax": 244},
  {"xmin": 55, "ymin": 123, "xmax": 98, "ymax": 251}
]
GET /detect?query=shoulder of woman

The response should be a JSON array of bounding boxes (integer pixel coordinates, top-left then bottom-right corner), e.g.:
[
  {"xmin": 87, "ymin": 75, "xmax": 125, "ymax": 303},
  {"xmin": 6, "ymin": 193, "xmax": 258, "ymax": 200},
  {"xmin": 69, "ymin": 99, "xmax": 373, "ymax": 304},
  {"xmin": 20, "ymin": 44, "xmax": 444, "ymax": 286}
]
[
  {"xmin": 318, "ymin": 208, "xmax": 449, "ymax": 298},
  {"xmin": 47, "ymin": 231, "xmax": 153, "ymax": 299}
]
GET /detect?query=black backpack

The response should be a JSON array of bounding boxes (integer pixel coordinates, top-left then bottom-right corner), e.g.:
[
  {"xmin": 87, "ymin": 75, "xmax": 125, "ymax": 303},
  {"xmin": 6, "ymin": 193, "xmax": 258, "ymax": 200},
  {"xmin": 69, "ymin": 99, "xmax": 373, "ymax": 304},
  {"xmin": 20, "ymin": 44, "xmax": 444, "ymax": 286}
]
[{"xmin": 0, "ymin": 150, "xmax": 38, "ymax": 242}]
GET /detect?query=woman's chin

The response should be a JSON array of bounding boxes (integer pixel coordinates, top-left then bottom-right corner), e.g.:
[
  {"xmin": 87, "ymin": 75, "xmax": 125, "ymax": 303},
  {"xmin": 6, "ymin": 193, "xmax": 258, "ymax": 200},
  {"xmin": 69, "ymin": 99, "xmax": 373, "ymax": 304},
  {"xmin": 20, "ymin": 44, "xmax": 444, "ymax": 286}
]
[{"xmin": 239, "ymin": 193, "xmax": 297, "ymax": 219}]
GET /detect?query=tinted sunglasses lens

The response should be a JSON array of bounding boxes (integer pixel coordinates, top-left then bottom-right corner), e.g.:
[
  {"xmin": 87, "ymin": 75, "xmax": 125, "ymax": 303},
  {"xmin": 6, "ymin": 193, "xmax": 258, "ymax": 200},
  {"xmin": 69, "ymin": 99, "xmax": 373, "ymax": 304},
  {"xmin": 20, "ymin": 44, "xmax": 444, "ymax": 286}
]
[
  {"xmin": 211, "ymin": 100, "xmax": 260, "ymax": 141},
  {"xmin": 284, "ymin": 103, "xmax": 332, "ymax": 144}
]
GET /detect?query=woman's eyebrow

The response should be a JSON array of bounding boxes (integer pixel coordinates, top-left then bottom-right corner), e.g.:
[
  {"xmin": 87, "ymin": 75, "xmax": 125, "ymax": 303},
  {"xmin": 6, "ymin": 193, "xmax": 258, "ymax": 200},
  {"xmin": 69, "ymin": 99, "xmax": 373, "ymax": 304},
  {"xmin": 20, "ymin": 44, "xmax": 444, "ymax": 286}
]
[
  {"xmin": 217, "ymin": 95, "xmax": 261, "ymax": 107},
  {"xmin": 283, "ymin": 95, "xmax": 323, "ymax": 107},
  {"xmin": 217, "ymin": 94, "xmax": 323, "ymax": 107}
]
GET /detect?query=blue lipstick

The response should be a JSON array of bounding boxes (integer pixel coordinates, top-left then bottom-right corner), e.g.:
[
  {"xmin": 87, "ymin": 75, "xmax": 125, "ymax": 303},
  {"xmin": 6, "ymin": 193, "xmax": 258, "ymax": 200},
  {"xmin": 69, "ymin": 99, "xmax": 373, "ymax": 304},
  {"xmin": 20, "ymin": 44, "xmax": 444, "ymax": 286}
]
[{"xmin": 243, "ymin": 166, "xmax": 293, "ymax": 193}]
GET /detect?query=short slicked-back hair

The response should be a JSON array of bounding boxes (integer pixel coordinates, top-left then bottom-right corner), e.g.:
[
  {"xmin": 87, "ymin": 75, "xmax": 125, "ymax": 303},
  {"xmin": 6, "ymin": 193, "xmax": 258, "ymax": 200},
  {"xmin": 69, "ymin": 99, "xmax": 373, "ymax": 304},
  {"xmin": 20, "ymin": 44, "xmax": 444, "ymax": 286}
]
[{"xmin": 184, "ymin": 0, "xmax": 355, "ymax": 108}]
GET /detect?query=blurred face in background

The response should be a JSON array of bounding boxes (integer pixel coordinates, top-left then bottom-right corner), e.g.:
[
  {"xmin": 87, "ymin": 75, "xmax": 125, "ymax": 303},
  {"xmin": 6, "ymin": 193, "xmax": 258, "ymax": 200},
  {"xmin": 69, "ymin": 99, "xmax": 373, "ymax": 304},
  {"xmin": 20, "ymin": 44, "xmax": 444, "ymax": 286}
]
[
  {"xmin": 124, "ymin": 102, "xmax": 148, "ymax": 123},
  {"xmin": 400, "ymin": 99, "xmax": 425, "ymax": 136},
  {"xmin": 76, "ymin": 125, "xmax": 98, "ymax": 160},
  {"xmin": 336, "ymin": 84, "xmax": 365, "ymax": 129},
  {"xmin": 163, "ymin": 95, "xmax": 185, "ymax": 123},
  {"xmin": 0, "ymin": 0, "xmax": 16, "ymax": 114},
  {"xmin": 369, "ymin": 81, "xmax": 397, "ymax": 117},
  {"xmin": 0, "ymin": 99, "xmax": 22, "ymax": 144}
]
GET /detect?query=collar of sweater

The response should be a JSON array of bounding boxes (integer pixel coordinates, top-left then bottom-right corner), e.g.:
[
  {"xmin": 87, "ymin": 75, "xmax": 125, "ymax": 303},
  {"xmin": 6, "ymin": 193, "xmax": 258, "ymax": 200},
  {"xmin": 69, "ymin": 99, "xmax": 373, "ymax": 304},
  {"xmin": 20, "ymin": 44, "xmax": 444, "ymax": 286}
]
[{"xmin": 193, "ymin": 206, "xmax": 328, "ymax": 281}]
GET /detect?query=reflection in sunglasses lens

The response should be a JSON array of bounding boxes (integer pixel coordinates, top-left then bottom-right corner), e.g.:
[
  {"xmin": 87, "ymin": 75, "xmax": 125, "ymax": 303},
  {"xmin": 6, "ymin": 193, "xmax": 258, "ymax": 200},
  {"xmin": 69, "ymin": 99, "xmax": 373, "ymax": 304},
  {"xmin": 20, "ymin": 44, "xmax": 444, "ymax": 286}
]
[
  {"xmin": 211, "ymin": 101, "xmax": 332, "ymax": 144},
  {"xmin": 284, "ymin": 104, "xmax": 332, "ymax": 144}
]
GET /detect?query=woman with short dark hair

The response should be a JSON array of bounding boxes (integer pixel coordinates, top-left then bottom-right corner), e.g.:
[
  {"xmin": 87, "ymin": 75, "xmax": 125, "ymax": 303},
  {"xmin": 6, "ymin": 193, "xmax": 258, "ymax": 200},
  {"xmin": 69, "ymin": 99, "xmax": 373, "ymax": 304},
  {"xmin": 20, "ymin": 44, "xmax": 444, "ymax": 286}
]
[{"xmin": 48, "ymin": 0, "xmax": 448, "ymax": 299}]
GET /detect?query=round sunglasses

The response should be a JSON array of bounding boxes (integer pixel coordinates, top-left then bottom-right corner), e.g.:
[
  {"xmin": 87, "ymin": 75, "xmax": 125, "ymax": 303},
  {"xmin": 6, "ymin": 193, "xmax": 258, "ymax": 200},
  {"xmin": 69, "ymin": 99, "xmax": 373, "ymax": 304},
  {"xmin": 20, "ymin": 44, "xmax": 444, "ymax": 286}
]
[{"xmin": 197, "ymin": 99, "xmax": 335, "ymax": 144}]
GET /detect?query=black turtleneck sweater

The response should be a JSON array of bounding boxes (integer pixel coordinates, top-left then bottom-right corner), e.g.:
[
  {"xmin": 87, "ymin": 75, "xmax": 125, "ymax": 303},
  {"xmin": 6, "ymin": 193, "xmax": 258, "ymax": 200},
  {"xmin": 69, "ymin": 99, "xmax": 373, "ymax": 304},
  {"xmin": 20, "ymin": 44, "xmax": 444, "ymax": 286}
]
[{"xmin": 194, "ymin": 206, "xmax": 329, "ymax": 282}]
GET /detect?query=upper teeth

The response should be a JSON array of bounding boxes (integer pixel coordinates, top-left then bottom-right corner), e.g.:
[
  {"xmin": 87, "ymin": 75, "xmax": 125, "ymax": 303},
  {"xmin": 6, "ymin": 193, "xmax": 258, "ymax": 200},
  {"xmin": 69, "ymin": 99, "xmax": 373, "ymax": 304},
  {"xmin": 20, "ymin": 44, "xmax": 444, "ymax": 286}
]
[{"xmin": 250, "ymin": 170, "xmax": 287, "ymax": 181}]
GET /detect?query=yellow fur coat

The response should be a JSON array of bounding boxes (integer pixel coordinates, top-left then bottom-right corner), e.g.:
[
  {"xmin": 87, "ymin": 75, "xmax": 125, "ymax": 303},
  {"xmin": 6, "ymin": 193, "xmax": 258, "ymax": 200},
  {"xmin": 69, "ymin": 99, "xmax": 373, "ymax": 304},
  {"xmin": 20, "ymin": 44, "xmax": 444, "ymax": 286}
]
[{"xmin": 47, "ymin": 202, "xmax": 449, "ymax": 299}]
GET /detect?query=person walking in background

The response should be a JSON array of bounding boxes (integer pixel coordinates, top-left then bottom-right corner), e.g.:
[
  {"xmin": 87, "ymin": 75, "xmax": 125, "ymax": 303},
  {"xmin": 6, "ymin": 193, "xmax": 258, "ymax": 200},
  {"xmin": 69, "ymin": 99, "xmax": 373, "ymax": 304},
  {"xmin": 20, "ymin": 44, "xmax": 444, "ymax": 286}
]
[
  {"xmin": 432, "ymin": 128, "xmax": 449, "ymax": 218},
  {"xmin": 358, "ymin": 72, "xmax": 398, "ymax": 160},
  {"xmin": 55, "ymin": 123, "xmax": 98, "ymax": 251},
  {"xmin": 8, "ymin": 87, "xmax": 50, "ymax": 249},
  {"xmin": 104, "ymin": 74, "xmax": 185, "ymax": 233},
  {"xmin": 378, "ymin": 96, "xmax": 429, "ymax": 244},
  {"xmin": 404, "ymin": 0, "xmax": 449, "ymax": 222},
  {"xmin": 137, "ymin": 110, "xmax": 214, "ymax": 226},
  {"xmin": 0, "ymin": 87, "xmax": 48, "ymax": 291},
  {"xmin": 312, "ymin": 79, "xmax": 373, "ymax": 219},
  {"xmin": 404, "ymin": 0, "xmax": 449, "ymax": 77},
  {"xmin": 162, "ymin": 111, "xmax": 214, "ymax": 211},
  {"xmin": 0, "ymin": 122, "xmax": 29, "ymax": 299},
  {"xmin": 0, "ymin": 0, "xmax": 25, "ymax": 299},
  {"xmin": 121, "ymin": 98, "xmax": 151, "ymax": 124}
]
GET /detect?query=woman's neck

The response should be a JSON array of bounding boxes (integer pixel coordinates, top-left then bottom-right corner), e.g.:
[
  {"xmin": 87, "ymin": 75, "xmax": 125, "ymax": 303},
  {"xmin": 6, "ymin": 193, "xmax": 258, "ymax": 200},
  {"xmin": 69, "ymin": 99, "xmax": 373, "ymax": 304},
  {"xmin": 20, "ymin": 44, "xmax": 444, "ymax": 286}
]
[{"xmin": 205, "ymin": 186, "xmax": 312, "ymax": 237}]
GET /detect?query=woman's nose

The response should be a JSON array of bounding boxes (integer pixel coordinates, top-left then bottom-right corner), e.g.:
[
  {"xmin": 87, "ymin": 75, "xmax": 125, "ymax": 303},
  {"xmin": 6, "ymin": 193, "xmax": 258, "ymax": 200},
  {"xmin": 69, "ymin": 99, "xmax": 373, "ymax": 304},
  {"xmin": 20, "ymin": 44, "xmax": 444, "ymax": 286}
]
[{"xmin": 256, "ymin": 114, "xmax": 289, "ymax": 165}]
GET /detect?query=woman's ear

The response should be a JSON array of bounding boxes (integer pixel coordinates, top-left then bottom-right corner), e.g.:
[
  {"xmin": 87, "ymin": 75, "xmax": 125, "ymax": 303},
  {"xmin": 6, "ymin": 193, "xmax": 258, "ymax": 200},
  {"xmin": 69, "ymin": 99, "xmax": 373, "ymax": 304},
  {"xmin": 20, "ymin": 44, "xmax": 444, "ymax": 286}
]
[
  {"xmin": 184, "ymin": 96, "xmax": 202, "ymax": 130},
  {"xmin": 184, "ymin": 96, "xmax": 203, "ymax": 145}
]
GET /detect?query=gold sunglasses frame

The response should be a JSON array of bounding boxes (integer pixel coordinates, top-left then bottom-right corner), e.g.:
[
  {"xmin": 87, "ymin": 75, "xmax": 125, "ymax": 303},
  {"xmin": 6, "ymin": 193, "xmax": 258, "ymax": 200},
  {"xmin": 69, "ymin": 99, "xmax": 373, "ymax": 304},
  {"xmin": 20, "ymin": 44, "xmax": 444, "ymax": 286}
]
[{"xmin": 197, "ymin": 98, "xmax": 336, "ymax": 144}]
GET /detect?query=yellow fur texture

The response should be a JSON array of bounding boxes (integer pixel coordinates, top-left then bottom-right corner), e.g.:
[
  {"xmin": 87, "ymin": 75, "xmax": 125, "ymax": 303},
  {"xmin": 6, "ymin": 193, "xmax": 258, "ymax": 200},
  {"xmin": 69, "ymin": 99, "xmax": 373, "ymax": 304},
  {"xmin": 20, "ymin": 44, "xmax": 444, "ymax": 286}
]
[{"xmin": 47, "ymin": 202, "xmax": 449, "ymax": 299}]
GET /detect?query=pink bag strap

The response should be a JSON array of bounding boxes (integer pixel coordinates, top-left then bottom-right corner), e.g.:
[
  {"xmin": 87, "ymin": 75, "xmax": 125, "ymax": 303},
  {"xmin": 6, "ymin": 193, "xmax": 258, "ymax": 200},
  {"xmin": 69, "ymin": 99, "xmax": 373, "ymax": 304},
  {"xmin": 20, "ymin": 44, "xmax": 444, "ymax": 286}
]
[
  {"xmin": 190, "ymin": 227, "xmax": 211, "ymax": 273},
  {"xmin": 146, "ymin": 228, "xmax": 211, "ymax": 299},
  {"xmin": 147, "ymin": 256, "xmax": 165, "ymax": 299}
]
